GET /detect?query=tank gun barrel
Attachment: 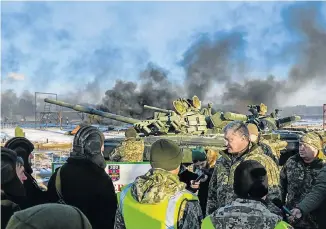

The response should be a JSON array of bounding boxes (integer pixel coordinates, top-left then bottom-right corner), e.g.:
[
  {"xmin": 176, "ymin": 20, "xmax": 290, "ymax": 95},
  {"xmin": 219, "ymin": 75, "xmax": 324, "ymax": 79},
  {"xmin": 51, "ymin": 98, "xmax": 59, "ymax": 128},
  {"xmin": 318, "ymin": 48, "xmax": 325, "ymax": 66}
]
[
  {"xmin": 223, "ymin": 112, "xmax": 248, "ymax": 121},
  {"xmin": 277, "ymin": 115, "xmax": 301, "ymax": 127},
  {"xmin": 44, "ymin": 98, "xmax": 140, "ymax": 124},
  {"xmin": 144, "ymin": 105, "xmax": 175, "ymax": 114}
]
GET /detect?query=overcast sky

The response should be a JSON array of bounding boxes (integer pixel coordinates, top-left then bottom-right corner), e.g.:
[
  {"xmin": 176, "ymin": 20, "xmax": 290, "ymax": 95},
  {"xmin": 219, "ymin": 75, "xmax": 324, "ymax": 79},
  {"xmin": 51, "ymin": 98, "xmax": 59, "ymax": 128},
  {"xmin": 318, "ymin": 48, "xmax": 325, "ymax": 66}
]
[{"xmin": 2, "ymin": 1, "xmax": 326, "ymax": 105}]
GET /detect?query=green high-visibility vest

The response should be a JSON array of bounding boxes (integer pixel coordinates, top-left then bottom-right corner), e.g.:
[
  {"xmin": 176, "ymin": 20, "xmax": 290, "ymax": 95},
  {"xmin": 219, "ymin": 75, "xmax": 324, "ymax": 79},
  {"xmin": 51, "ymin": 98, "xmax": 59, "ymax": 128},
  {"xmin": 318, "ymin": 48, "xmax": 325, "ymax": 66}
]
[
  {"xmin": 274, "ymin": 221, "xmax": 292, "ymax": 229},
  {"xmin": 201, "ymin": 216, "xmax": 292, "ymax": 229},
  {"xmin": 117, "ymin": 183, "xmax": 198, "ymax": 229}
]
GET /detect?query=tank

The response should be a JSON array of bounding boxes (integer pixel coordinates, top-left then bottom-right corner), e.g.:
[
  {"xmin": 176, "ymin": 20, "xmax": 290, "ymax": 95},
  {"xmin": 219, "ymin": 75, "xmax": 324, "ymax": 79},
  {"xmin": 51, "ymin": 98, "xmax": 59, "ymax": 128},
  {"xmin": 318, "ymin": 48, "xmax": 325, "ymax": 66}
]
[
  {"xmin": 44, "ymin": 97, "xmax": 227, "ymax": 163},
  {"xmin": 245, "ymin": 103, "xmax": 302, "ymax": 131},
  {"xmin": 44, "ymin": 97, "xmax": 307, "ymax": 164}
]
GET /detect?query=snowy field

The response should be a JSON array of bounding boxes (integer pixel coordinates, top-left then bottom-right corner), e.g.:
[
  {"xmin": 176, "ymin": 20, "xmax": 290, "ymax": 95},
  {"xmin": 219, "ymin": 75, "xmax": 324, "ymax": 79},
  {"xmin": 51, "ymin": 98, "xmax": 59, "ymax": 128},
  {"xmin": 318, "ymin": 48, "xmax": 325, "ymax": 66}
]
[
  {"xmin": 0, "ymin": 127, "xmax": 125, "ymax": 143},
  {"xmin": 1, "ymin": 127, "xmax": 74, "ymax": 143}
]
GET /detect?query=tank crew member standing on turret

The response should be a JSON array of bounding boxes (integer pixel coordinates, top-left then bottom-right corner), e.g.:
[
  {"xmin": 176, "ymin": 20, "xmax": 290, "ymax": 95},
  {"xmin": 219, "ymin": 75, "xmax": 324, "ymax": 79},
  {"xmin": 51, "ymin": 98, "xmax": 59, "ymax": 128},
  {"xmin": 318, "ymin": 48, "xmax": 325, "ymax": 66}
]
[
  {"xmin": 280, "ymin": 132, "xmax": 326, "ymax": 229},
  {"xmin": 47, "ymin": 126, "xmax": 117, "ymax": 229},
  {"xmin": 114, "ymin": 139, "xmax": 203, "ymax": 229},
  {"xmin": 109, "ymin": 127, "xmax": 144, "ymax": 162},
  {"xmin": 206, "ymin": 121, "xmax": 281, "ymax": 216}
]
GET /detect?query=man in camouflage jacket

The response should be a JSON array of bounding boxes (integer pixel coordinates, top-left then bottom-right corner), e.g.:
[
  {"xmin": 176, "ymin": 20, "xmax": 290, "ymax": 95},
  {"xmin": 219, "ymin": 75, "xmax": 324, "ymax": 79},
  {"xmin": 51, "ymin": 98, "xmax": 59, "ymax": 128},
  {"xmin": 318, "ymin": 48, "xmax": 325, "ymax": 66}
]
[
  {"xmin": 109, "ymin": 127, "xmax": 144, "ymax": 162},
  {"xmin": 114, "ymin": 139, "xmax": 203, "ymax": 229},
  {"xmin": 206, "ymin": 121, "xmax": 281, "ymax": 216},
  {"xmin": 291, "ymin": 165, "xmax": 326, "ymax": 229},
  {"xmin": 202, "ymin": 160, "xmax": 293, "ymax": 229},
  {"xmin": 280, "ymin": 132, "xmax": 326, "ymax": 229}
]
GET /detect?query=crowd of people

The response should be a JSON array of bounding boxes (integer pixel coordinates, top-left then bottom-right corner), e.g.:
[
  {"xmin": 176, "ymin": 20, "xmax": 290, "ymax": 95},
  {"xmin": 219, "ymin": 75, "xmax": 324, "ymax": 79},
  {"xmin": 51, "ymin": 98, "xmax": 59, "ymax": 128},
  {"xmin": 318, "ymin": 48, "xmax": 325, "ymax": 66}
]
[{"xmin": 1, "ymin": 121, "xmax": 326, "ymax": 229}]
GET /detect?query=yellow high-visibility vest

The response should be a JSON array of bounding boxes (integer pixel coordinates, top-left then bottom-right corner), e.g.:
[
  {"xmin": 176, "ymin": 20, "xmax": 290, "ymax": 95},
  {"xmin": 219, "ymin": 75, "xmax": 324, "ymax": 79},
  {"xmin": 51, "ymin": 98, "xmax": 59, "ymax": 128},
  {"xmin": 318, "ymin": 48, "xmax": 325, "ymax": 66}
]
[{"xmin": 117, "ymin": 183, "xmax": 198, "ymax": 229}]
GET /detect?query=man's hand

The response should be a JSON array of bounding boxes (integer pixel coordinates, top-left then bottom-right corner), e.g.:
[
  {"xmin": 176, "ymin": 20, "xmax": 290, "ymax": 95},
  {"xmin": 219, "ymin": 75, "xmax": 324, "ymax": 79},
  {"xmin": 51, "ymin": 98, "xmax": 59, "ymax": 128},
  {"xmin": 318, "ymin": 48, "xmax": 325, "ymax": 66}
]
[
  {"xmin": 288, "ymin": 208, "xmax": 302, "ymax": 223},
  {"xmin": 190, "ymin": 180, "xmax": 200, "ymax": 189},
  {"xmin": 291, "ymin": 208, "xmax": 302, "ymax": 218}
]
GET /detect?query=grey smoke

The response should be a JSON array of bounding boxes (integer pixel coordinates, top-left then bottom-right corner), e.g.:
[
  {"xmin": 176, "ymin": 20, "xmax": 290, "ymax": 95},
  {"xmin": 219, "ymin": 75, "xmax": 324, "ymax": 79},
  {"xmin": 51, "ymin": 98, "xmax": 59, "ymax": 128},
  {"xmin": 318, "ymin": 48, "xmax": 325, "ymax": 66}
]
[
  {"xmin": 286, "ymin": 3, "xmax": 326, "ymax": 87},
  {"xmin": 181, "ymin": 32, "xmax": 245, "ymax": 100},
  {"xmin": 222, "ymin": 3, "xmax": 326, "ymax": 108}
]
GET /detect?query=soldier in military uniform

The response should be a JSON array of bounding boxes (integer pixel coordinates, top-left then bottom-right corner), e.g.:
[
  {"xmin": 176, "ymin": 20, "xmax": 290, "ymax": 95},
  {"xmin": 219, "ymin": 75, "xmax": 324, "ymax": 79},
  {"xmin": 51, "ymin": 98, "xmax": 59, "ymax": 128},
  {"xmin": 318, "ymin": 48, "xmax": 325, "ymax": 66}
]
[
  {"xmin": 247, "ymin": 123, "xmax": 279, "ymax": 165},
  {"xmin": 280, "ymin": 132, "xmax": 326, "ymax": 229},
  {"xmin": 206, "ymin": 121, "xmax": 281, "ymax": 216},
  {"xmin": 109, "ymin": 127, "xmax": 144, "ymax": 162},
  {"xmin": 114, "ymin": 139, "xmax": 203, "ymax": 229},
  {"xmin": 202, "ymin": 160, "xmax": 293, "ymax": 229}
]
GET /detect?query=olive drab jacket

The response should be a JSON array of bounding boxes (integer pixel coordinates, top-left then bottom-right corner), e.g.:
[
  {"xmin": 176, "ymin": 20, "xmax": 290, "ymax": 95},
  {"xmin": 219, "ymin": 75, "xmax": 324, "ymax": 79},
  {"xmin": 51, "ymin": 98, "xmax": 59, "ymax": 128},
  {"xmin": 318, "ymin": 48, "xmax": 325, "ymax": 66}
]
[
  {"xmin": 206, "ymin": 143, "xmax": 281, "ymax": 216},
  {"xmin": 280, "ymin": 152, "xmax": 326, "ymax": 229}
]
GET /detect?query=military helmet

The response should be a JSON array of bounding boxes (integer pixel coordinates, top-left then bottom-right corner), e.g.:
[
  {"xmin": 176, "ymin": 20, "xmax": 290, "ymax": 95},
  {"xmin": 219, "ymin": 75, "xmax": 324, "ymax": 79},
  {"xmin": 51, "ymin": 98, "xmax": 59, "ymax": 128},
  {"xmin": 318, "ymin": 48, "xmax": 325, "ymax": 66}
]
[
  {"xmin": 4, "ymin": 137, "xmax": 35, "ymax": 174},
  {"xmin": 4, "ymin": 137, "xmax": 34, "ymax": 153},
  {"xmin": 72, "ymin": 125, "xmax": 104, "ymax": 157}
]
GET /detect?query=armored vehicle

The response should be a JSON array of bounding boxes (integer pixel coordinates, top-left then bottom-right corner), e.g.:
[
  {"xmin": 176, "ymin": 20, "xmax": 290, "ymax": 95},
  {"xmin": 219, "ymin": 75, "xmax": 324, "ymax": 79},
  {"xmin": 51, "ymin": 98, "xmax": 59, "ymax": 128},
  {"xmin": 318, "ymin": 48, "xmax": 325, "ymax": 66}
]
[
  {"xmin": 44, "ymin": 96, "xmax": 229, "ymax": 163},
  {"xmin": 44, "ymin": 97, "xmax": 304, "ymax": 164}
]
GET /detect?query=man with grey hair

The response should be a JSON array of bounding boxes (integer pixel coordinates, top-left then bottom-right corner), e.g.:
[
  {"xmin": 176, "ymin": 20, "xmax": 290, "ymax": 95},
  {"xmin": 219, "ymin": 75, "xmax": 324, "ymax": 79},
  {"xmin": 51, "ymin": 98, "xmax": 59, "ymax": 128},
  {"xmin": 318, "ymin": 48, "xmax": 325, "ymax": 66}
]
[{"xmin": 206, "ymin": 121, "xmax": 281, "ymax": 216}]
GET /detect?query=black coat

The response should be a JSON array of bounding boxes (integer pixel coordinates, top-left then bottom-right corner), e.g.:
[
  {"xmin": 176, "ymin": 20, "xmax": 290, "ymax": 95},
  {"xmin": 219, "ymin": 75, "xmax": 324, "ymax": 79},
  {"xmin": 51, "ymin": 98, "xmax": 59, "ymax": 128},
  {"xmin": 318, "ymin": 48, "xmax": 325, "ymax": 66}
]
[
  {"xmin": 178, "ymin": 165, "xmax": 214, "ymax": 216},
  {"xmin": 197, "ymin": 167, "xmax": 214, "ymax": 216},
  {"xmin": 178, "ymin": 165, "xmax": 199, "ymax": 193},
  {"xmin": 46, "ymin": 158, "xmax": 117, "ymax": 229},
  {"xmin": 19, "ymin": 173, "xmax": 48, "ymax": 209},
  {"xmin": 1, "ymin": 191, "xmax": 21, "ymax": 229}
]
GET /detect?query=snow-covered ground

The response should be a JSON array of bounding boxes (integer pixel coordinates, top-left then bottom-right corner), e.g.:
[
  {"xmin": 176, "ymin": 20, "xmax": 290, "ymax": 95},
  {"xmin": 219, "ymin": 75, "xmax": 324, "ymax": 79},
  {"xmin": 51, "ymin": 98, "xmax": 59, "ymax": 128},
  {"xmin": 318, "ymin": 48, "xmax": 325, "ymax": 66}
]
[
  {"xmin": 294, "ymin": 120, "xmax": 324, "ymax": 126},
  {"xmin": 0, "ymin": 127, "xmax": 125, "ymax": 143},
  {"xmin": 1, "ymin": 128, "xmax": 74, "ymax": 143}
]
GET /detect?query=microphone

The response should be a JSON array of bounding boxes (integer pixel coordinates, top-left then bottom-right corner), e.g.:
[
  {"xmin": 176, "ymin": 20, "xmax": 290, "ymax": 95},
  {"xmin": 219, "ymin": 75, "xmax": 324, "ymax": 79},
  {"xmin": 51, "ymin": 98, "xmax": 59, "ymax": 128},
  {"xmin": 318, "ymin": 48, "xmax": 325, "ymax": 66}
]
[{"xmin": 272, "ymin": 199, "xmax": 292, "ymax": 215}]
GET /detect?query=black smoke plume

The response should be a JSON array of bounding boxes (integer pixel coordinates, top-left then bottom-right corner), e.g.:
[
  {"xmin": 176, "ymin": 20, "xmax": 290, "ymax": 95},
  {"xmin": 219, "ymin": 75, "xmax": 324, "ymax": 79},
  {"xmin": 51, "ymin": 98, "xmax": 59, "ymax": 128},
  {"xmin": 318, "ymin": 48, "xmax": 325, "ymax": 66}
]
[
  {"xmin": 222, "ymin": 3, "xmax": 326, "ymax": 109},
  {"xmin": 181, "ymin": 31, "xmax": 246, "ymax": 100},
  {"xmin": 1, "ymin": 90, "xmax": 35, "ymax": 120},
  {"xmin": 98, "ymin": 63, "xmax": 182, "ymax": 123}
]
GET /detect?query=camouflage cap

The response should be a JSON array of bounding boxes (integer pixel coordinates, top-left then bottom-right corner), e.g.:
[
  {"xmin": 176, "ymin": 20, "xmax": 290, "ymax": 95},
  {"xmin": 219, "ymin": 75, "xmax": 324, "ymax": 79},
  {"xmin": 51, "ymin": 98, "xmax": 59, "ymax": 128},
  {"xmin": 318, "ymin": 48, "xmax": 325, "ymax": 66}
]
[{"xmin": 300, "ymin": 132, "xmax": 322, "ymax": 150}]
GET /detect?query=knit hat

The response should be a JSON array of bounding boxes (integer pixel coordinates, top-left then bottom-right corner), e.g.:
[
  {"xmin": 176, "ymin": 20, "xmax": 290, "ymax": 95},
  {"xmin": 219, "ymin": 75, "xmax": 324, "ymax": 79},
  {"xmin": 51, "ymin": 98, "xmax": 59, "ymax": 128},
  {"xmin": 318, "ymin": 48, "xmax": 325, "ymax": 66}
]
[
  {"xmin": 300, "ymin": 132, "xmax": 322, "ymax": 150},
  {"xmin": 1, "ymin": 147, "xmax": 26, "ymax": 197},
  {"xmin": 247, "ymin": 123, "xmax": 259, "ymax": 136},
  {"xmin": 6, "ymin": 203, "xmax": 92, "ymax": 229},
  {"xmin": 233, "ymin": 160, "xmax": 268, "ymax": 199},
  {"xmin": 125, "ymin": 127, "xmax": 137, "ymax": 138},
  {"xmin": 192, "ymin": 147, "xmax": 207, "ymax": 162},
  {"xmin": 150, "ymin": 139, "xmax": 183, "ymax": 171}
]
